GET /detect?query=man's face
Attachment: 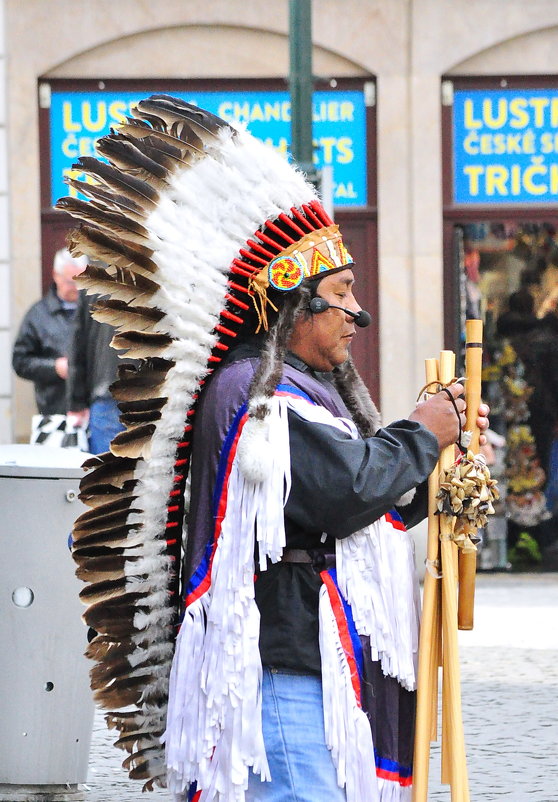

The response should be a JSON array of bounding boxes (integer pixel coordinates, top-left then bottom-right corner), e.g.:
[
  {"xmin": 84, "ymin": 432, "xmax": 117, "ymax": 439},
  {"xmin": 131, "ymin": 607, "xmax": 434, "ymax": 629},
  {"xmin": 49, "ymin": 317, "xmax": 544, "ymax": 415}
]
[
  {"xmin": 53, "ymin": 262, "xmax": 84, "ymax": 302},
  {"xmin": 288, "ymin": 268, "xmax": 361, "ymax": 372}
]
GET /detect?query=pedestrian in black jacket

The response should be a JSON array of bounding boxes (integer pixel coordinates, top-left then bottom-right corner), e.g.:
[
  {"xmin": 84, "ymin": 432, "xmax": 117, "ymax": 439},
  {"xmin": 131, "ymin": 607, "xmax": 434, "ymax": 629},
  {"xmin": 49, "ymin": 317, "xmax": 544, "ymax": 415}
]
[
  {"xmin": 12, "ymin": 248, "xmax": 87, "ymax": 415},
  {"xmin": 66, "ymin": 289, "xmax": 131, "ymax": 453}
]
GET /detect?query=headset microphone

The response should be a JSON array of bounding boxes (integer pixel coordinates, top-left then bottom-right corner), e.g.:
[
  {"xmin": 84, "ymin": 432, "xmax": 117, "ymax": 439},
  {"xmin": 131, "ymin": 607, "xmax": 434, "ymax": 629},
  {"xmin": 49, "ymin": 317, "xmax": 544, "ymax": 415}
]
[{"xmin": 309, "ymin": 296, "xmax": 372, "ymax": 328}]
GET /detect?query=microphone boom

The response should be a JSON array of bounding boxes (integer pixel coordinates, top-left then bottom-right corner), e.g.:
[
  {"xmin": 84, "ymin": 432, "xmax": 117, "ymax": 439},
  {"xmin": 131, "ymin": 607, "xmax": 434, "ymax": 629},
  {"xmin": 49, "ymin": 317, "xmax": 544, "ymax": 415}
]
[{"xmin": 309, "ymin": 296, "xmax": 371, "ymax": 328}]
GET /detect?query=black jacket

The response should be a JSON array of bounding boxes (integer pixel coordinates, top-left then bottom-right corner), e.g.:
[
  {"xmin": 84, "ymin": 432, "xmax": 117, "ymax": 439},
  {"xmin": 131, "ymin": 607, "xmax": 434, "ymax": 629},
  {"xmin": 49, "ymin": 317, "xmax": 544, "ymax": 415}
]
[
  {"xmin": 514, "ymin": 314, "xmax": 558, "ymax": 471},
  {"xmin": 188, "ymin": 349, "xmax": 437, "ymax": 676},
  {"xmin": 12, "ymin": 286, "xmax": 76, "ymax": 415},
  {"xmin": 66, "ymin": 290, "xmax": 122, "ymax": 411}
]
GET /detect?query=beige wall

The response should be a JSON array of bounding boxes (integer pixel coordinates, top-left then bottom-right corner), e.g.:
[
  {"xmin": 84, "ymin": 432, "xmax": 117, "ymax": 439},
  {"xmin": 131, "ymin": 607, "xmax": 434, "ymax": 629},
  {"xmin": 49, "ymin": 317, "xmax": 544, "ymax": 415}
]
[
  {"xmin": 0, "ymin": 0, "xmax": 10, "ymax": 443},
  {"xmin": 5, "ymin": 0, "xmax": 558, "ymax": 440}
]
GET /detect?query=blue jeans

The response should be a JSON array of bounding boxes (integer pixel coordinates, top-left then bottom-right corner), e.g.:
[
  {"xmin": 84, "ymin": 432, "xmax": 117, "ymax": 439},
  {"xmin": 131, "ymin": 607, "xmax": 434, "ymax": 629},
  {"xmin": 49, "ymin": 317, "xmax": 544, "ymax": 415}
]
[
  {"xmin": 246, "ymin": 669, "xmax": 346, "ymax": 802},
  {"xmin": 88, "ymin": 397, "xmax": 124, "ymax": 454},
  {"xmin": 546, "ymin": 437, "xmax": 558, "ymax": 516}
]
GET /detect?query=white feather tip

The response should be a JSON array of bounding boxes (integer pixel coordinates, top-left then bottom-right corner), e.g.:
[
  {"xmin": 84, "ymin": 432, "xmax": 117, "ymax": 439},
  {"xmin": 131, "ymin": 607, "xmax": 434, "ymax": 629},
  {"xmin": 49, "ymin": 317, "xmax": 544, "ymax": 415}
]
[{"xmin": 237, "ymin": 405, "xmax": 273, "ymax": 483}]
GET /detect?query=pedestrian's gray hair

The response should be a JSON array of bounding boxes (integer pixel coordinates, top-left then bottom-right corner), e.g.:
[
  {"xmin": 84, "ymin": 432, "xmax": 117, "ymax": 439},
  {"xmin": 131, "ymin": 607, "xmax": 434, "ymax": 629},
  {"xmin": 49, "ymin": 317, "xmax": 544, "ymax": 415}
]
[{"xmin": 53, "ymin": 247, "xmax": 88, "ymax": 275}]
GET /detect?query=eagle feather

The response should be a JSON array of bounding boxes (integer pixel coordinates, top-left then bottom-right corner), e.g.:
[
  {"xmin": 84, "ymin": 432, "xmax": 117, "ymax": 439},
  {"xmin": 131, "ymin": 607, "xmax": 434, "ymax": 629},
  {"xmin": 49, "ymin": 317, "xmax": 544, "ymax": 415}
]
[
  {"xmin": 57, "ymin": 197, "xmax": 154, "ymax": 248},
  {"xmin": 74, "ymin": 155, "xmax": 159, "ymax": 207}
]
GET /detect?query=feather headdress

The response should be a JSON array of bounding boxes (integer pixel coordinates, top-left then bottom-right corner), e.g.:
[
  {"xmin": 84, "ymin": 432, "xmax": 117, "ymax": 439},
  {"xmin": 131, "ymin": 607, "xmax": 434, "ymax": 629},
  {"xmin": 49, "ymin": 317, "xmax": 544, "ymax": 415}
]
[{"xmin": 57, "ymin": 94, "xmax": 355, "ymax": 788}]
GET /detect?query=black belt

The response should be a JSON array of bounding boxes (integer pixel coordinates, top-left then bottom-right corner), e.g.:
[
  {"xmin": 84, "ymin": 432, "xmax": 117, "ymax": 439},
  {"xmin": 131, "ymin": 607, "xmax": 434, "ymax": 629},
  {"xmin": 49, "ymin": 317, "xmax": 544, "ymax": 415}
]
[{"xmin": 281, "ymin": 548, "xmax": 313, "ymax": 563}]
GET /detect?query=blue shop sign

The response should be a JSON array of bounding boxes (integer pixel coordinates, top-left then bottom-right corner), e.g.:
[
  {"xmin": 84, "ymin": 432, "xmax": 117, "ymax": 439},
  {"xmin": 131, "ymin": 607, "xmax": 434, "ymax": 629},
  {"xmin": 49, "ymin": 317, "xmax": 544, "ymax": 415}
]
[
  {"xmin": 50, "ymin": 89, "xmax": 367, "ymax": 208},
  {"xmin": 453, "ymin": 88, "xmax": 558, "ymax": 204}
]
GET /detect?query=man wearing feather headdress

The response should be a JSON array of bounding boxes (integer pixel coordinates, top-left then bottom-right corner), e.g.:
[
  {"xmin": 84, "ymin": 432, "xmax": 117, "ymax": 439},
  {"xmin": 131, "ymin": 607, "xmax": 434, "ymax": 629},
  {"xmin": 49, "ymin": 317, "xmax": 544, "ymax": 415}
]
[{"xmin": 58, "ymin": 95, "xmax": 488, "ymax": 802}]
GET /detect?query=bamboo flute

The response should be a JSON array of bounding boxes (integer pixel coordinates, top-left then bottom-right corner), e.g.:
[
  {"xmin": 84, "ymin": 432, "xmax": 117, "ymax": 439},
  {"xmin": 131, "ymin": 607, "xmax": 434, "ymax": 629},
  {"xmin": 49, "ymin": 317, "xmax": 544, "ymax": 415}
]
[
  {"xmin": 439, "ymin": 350, "xmax": 469, "ymax": 801},
  {"xmin": 412, "ymin": 358, "xmax": 442, "ymax": 802},
  {"xmin": 458, "ymin": 319, "xmax": 483, "ymax": 631}
]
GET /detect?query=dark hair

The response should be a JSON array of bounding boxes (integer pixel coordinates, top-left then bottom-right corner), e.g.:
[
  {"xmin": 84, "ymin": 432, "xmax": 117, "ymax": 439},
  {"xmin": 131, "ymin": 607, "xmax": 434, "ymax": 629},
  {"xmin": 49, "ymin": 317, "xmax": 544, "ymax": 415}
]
[
  {"xmin": 245, "ymin": 271, "xmax": 382, "ymax": 438},
  {"xmin": 520, "ymin": 268, "xmax": 541, "ymax": 289},
  {"xmin": 247, "ymin": 284, "xmax": 312, "ymax": 401},
  {"xmin": 508, "ymin": 289, "xmax": 534, "ymax": 315}
]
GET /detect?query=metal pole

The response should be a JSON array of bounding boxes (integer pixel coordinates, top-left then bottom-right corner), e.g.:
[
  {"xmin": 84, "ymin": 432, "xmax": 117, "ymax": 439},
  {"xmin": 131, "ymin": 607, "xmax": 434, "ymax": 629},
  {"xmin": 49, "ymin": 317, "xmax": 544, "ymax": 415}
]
[{"xmin": 289, "ymin": 0, "xmax": 315, "ymax": 178}]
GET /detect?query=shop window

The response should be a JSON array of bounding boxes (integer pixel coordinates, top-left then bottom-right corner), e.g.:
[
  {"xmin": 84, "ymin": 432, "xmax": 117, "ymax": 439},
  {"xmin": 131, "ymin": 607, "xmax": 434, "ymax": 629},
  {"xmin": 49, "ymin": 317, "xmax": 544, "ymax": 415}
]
[{"xmin": 453, "ymin": 221, "xmax": 558, "ymax": 570}]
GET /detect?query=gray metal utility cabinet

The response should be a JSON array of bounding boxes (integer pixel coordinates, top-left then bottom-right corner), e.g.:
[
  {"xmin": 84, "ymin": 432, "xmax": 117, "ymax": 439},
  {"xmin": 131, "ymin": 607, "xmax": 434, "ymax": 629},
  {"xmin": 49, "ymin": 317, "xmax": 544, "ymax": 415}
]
[{"xmin": 0, "ymin": 445, "xmax": 94, "ymax": 802}]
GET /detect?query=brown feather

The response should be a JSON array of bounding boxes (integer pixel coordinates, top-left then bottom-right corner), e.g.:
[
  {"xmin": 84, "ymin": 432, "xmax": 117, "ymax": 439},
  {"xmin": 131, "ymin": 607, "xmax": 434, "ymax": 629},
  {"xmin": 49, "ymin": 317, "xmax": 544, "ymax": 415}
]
[
  {"xmin": 85, "ymin": 634, "xmax": 134, "ymax": 662},
  {"xmin": 127, "ymin": 763, "xmax": 152, "ymax": 780},
  {"xmin": 106, "ymin": 710, "xmax": 156, "ymax": 730},
  {"xmin": 74, "ymin": 501, "xmax": 136, "ymax": 529},
  {"xmin": 74, "ymin": 507, "xmax": 138, "ymax": 535},
  {"xmin": 119, "ymin": 408, "xmax": 162, "ymax": 427},
  {"xmin": 85, "ymin": 635, "xmax": 143, "ymax": 662},
  {"xmin": 91, "ymin": 298, "xmax": 164, "ymax": 332},
  {"xmin": 72, "ymin": 156, "xmax": 159, "ymax": 208},
  {"xmin": 93, "ymin": 674, "xmax": 148, "ymax": 708},
  {"xmin": 73, "ymin": 543, "xmax": 127, "ymax": 563},
  {"xmin": 75, "ymin": 554, "xmax": 140, "ymax": 583},
  {"xmin": 113, "ymin": 130, "xmax": 186, "ymax": 173},
  {"xmin": 78, "ymin": 479, "xmax": 138, "ymax": 507},
  {"xmin": 114, "ymin": 731, "xmax": 164, "ymax": 753},
  {"xmin": 117, "ymin": 397, "xmax": 167, "ymax": 414},
  {"xmin": 111, "ymin": 263, "xmax": 159, "ymax": 293},
  {"xmin": 80, "ymin": 455, "xmax": 137, "ymax": 490},
  {"xmin": 81, "ymin": 452, "xmax": 111, "ymax": 471},
  {"xmin": 83, "ymin": 614, "xmax": 136, "ymax": 640},
  {"xmin": 131, "ymin": 101, "xmax": 203, "ymax": 151},
  {"xmin": 69, "ymin": 225, "xmax": 158, "ymax": 275},
  {"xmin": 57, "ymin": 197, "xmax": 153, "ymax": 248},
  {"xmin": 110, "ymin": 331, "xmax": 173, "ymax": 359},
  {"xmin": 72, "ymin": 523, "xmax": 142, "ymax": 548},
  {"xmin": 98, "ymin": 131, "xmax": 172, "ymax": 174},
  {"xmin": 74, "ymin": 499, "xmax": 141, "ymax": 532},
  {"xmin": 76, "ymin": 263, "xmax": 159, "ymax": 305},
  {"xmin": 123, "ymin": 745, "xmax": 162, "ymax": 771},
  {"xmin": 90, "ymin": 654, "xmax": 154, "ymax": 687},
  {"xmin": 81, "ymin": 450, "xmax": 133, "ymax": 469},
  {"xmin": 110, "ymin": 423, "xmax": 157, "ymax": 459},
  {"xmin": 73, "ymin": 543, "xmax": 125, "ymax": 560},
  {"xmin": 142, "ymin": 775, "xmax": 166, "ymax": 792},
  {"xmin": 77, "ymin": 567, "xmax": 126, "ymax": 584},
  {"xmin": 118, "ymin": 119, "xmax": 199, "ymax": 164},
  {"xmin": 74, "ymin": 494, "xmax": 137, "ymax": 525},
  {"xmin": 79, "ymin": 576, "xmax": 131, "ymax": 604},
  {"xmin": 90, "ymin": 651, "xmax": 170, "ymax": 692},
  {"xmin": 72, "ymin": 530, "xmax": 144, "ymax": 552},
  {"xmin": 109, "ymin": 359, "xmax": 173, "ymax": 400},
  {"xmin": 65, "ymin": 179, "xmax": 148, "ymax": 223},
  {"xmin": 94, "ymin": 295, "xmax": 165, "ymax": 321},
  {"xmin": 83, "ymin": 591, "xmax": 146, "ymax": 632},
  {"xmin": 95, "ymin": 136, "xmax": 170, "ymax": 190},
  {"xmin": 134, "ymin": 95, "xmax": 230, "ymax": 147}
]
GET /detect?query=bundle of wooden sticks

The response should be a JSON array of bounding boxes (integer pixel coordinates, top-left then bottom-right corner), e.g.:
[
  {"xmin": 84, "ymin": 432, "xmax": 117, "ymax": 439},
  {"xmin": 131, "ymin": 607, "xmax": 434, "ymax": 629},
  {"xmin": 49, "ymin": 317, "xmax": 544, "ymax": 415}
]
[{"xmin": 412, "ymin": 320, "xmax": 497, "ymax": 802}]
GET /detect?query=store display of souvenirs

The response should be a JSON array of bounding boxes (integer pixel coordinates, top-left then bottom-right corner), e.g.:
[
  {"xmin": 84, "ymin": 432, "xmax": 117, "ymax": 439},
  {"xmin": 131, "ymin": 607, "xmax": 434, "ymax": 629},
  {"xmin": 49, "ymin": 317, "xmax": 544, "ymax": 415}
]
[
  {"xmin": 491, "ymin": 345, "xmax": 550, "ymax": 529},
  {"xmin": 460, "ymin": 221, "xmax": 558, "ymax": 570}
]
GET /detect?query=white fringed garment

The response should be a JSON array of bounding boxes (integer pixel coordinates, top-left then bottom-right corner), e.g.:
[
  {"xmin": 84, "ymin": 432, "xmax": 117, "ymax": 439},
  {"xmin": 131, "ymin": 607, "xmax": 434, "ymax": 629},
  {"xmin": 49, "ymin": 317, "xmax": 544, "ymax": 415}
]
[
  {"xmin": 164, "ymin": 397, "xmax": 291, "ymax": 801},
  {"xmin": 165, "ymin": 392, "xmax": 419, "ymax": 802}
]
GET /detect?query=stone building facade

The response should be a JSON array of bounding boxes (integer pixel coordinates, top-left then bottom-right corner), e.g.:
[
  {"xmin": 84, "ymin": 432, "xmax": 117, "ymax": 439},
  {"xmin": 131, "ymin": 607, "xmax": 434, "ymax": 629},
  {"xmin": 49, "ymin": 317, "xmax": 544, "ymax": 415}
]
[{"xmin": 4, "ymin": 0, "xmax": 558, "ymax": 441}]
